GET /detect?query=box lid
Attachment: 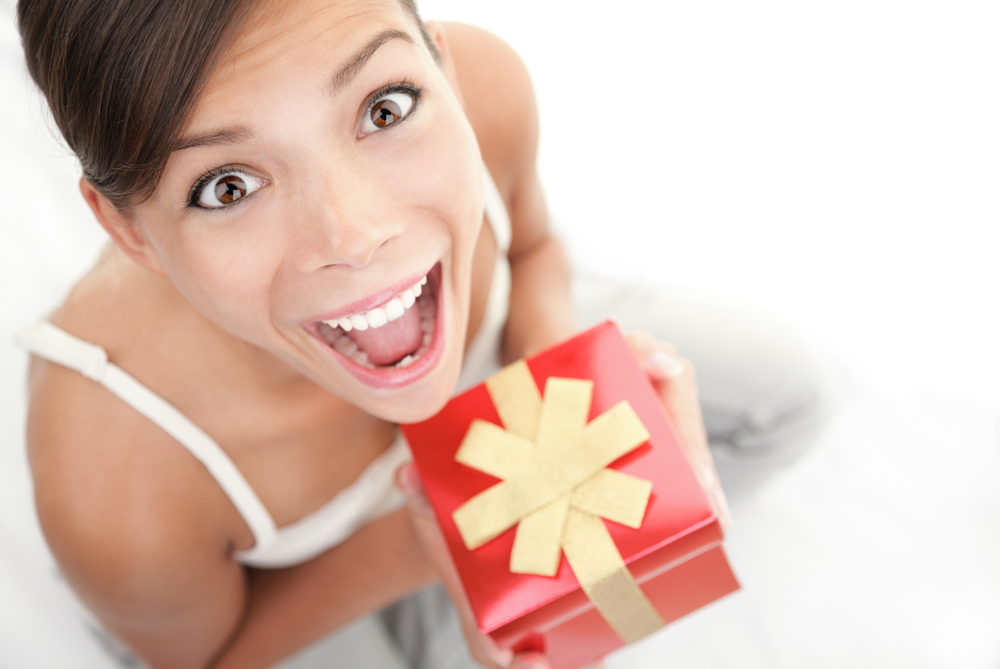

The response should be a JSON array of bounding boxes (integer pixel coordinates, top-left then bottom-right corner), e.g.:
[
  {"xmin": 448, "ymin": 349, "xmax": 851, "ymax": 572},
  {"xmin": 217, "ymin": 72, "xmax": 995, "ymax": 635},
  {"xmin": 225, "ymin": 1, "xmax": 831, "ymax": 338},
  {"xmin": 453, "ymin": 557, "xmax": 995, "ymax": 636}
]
[{"xmin": 403, "ymin": 321, "xmax": 717, "ymax": 633}]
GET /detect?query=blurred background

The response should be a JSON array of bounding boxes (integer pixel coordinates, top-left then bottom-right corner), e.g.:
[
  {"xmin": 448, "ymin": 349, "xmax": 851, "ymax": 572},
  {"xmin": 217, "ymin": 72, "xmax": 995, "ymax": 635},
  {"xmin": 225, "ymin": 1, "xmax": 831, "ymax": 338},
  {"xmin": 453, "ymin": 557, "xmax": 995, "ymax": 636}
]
[{"xmin": 2, "ymin": 0, "xmax": 997, "ymax": 667}]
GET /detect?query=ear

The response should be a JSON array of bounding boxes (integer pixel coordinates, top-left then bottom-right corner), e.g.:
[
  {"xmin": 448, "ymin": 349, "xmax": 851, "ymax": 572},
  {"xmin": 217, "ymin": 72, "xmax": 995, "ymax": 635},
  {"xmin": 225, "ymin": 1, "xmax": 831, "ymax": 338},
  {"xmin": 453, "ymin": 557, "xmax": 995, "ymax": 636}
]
[
  {"xmin": 79, "ymin": 178, "xmax": 167, "ymax": 276},
  {"xmin": 423, "ymin": 21, "xmax": 466, "ymax": 109}
]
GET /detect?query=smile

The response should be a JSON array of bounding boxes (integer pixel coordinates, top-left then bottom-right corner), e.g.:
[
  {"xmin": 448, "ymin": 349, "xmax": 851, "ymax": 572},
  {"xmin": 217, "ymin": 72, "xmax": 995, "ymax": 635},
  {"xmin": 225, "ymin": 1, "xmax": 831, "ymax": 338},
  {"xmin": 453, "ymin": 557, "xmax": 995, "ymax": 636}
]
[
  {"xmin": 311, "ymin": 264, "xmax": 445, "ymax": 388},
  {"xmin": 323, "ymin": 274, "xmax": 427, "ymax": 335}
]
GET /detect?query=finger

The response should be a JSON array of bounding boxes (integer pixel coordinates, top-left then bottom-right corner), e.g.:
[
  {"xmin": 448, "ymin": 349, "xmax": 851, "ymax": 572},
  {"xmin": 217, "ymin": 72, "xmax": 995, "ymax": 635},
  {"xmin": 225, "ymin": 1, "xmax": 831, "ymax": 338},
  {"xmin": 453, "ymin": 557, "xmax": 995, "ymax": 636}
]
[
  {"xmin": 626, "ymin": 331, "xmax": 685, "ymax": 380},
  {"xmin": 645, "ymin": 348, "xmax": 686, "ymax": 380},
  {"xmin": 624, "ymin": 334, "xmax": 733, "ymax": 531},
  {"xmin": 701, "ymin": 464, "xmax": 734, "ymax": 531},
  {"xmin": 397, "ymin": 464, "xmax": 519, "ymax": 668},
  {"xmin": 396, "ymin": 463, "xmax": 435, "ymax": 518},
  {"xmin": 624, "ymin": 330, "xmax": 657, "ymax": 362},
  {"xmin": 510, "ymin": 651, "xmax": 552, "ymax": 669}
]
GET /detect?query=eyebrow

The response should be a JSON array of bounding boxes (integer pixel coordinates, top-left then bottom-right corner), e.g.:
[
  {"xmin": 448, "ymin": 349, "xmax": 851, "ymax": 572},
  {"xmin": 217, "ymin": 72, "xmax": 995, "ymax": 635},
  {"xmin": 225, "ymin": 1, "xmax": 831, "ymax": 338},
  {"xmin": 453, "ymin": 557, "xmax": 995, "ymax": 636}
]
[
  {"xmin": 172, "ymin": 28, "xmax": 415, "ymax": 152},
  {"xmin": 173, "ymin": 127, "xmax": 255, "ymax": 153},
  {"xmin": 328, "ymin": 28, "xmax": 415, "ymax": 97}
]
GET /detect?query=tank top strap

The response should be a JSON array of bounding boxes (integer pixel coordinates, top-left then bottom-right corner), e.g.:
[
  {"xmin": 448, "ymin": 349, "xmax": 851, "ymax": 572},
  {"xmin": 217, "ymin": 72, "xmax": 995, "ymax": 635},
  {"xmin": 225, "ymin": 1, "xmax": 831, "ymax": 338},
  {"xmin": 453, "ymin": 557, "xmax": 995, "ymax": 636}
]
[
  {"xmin": 15, "ymin": 322, "xmax": 279, "ymax": 549},
  {"xmin": 482, "ymin": 165, "xmax": 512, "ymax": 253},
  {"xmin": 454, "ymin": 165, "xmax": 513, "ymax": 394}
]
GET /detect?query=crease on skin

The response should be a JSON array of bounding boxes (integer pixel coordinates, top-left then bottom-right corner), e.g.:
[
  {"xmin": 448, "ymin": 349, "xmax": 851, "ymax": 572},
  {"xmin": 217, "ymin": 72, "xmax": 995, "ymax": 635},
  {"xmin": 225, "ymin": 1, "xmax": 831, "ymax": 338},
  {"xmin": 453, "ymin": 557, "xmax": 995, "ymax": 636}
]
[{"xmin": 230, "ymin": 3, "xmax": 356, "ymax": 63}]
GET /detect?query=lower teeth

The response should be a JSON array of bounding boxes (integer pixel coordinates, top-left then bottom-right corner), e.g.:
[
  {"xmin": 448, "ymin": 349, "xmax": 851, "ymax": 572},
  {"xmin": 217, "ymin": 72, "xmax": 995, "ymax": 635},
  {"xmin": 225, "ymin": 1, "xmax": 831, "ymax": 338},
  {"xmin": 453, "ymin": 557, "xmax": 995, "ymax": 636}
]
[{"xmin": 334, "ymin": 337, "xmax": 358, "ymax": 357}]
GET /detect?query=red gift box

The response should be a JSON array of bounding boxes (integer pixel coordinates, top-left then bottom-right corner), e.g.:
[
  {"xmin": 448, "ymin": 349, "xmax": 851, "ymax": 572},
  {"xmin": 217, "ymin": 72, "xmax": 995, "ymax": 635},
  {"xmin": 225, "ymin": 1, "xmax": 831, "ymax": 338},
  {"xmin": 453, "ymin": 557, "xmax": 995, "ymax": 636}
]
[{"xmin": 402, "ymin": 321, "xmax": 739, "ymax": 669}]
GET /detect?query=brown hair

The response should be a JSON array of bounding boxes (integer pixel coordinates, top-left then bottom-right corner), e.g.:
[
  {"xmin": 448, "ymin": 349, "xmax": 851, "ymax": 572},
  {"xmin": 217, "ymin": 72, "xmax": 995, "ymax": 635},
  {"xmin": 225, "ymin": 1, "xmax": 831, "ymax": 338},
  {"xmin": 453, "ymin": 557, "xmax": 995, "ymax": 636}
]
[{"xmin": 17, "ymin": 0, "xmax": 436, "ymax": 211}]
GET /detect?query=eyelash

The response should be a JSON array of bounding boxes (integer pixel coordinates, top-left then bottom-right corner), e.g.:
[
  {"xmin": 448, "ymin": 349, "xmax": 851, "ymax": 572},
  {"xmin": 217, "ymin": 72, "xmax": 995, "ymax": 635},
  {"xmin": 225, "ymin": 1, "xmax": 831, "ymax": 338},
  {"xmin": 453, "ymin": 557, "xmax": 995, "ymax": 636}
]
[
  {"xmin": 362, "ymin": 80, "xmax": 423, "ymax": 132},
  {"xmin": 185, "ymin": 81, "xmax": 424, "ymax": 210},
  {"xmin": 187, "ymin": 164, "xmax": 253, "ymax": 209}
]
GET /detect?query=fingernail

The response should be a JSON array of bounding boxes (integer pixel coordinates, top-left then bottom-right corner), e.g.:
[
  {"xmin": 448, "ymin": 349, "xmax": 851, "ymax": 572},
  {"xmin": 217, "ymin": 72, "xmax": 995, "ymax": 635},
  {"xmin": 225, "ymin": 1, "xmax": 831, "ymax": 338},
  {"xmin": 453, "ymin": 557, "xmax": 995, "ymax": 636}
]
[
  {"xmin": 395, "ymin": 463, "xmax": 423, "ymax": 497},
  {"xmin": 701, "ymin": 464, "xmax": 718, "ymax": 488},
  {"xmin": 396, "ymin": 463, "xmax": 436, "ymax": 516},
  {"xmin": 395, "ymin": 464, "xmax": 411, "ymax": 494},
  {"xmin": 646, "ymin": 350, "xmax": 685, "ymax": 379}
]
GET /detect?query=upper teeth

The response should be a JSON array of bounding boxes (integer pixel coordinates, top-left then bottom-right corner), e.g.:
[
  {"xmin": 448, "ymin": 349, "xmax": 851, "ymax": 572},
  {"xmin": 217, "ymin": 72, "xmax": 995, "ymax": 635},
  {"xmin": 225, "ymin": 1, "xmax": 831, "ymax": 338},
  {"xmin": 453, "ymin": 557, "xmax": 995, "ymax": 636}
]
[{"xmin": 323, "ymin": 275, "xmax": 427, "ymax": 332}]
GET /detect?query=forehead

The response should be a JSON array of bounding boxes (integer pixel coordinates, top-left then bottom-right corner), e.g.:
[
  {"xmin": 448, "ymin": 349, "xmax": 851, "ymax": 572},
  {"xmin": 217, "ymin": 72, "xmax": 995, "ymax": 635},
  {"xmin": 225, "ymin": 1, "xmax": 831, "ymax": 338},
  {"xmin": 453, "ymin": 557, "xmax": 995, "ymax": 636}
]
[{"xmin": 193, "ymin": 0, "xmax": 417, "ymax": 115}]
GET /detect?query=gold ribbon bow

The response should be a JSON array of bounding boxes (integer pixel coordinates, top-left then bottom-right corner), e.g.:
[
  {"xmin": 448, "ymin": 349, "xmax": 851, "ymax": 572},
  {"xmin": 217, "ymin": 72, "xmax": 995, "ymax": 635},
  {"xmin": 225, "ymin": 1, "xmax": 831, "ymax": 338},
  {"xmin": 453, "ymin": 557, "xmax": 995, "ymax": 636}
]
[{"xmin": 452, "ymin": 361, "xmax": 666, "ymax": 643}]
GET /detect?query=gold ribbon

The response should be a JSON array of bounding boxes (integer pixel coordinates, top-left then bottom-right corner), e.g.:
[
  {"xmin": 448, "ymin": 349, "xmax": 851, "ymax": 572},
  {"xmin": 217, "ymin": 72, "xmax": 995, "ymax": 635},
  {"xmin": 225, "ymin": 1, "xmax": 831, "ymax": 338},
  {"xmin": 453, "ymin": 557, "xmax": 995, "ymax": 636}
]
[{"xmin": 452, "ymin": 361, "xmax": 666, "ymax": 644}]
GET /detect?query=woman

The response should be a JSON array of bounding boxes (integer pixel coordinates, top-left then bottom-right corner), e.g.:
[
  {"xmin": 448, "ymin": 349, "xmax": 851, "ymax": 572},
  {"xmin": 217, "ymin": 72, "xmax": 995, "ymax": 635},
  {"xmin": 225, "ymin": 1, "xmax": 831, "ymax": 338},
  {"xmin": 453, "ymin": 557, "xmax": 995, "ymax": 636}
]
[{"xmin": 15, "ymin": 0, "xmax": 827, "ymax": 667}]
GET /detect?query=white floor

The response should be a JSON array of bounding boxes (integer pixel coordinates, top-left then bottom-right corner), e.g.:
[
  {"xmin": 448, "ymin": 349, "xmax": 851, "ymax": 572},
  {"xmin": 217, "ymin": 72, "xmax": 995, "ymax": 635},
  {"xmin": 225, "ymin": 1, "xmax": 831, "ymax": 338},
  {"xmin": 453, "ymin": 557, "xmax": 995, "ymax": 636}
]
[{"xmin": 2, "ymin": 0, "xmax": 998, "ymax": 667}]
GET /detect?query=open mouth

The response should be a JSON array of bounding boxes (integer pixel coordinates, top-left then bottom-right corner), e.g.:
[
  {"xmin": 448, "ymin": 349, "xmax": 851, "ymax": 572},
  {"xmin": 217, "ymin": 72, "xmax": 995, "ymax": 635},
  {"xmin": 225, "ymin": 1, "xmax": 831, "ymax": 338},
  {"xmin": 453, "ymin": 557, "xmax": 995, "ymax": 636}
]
[{"xmin": 311, "ymin": 264, "xmax": 444, "ymax": 386}]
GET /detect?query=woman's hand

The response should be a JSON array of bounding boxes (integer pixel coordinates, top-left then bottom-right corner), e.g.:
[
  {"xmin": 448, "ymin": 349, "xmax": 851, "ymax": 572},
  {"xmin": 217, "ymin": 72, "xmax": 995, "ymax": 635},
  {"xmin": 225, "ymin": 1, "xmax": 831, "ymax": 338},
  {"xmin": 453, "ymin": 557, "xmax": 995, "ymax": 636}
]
[
  {"xmin": 626, "ymin": 331, "xmax": 733, "ymax": 531},
  {"xmin": 397, "ymin": 464, "xmax": 551, "ymax": 669}
]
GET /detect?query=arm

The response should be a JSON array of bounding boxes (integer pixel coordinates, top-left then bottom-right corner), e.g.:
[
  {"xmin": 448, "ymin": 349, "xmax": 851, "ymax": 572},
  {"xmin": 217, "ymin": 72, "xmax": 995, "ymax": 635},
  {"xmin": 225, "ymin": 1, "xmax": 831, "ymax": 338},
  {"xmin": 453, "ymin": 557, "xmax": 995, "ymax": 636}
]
[
  {"xmin": 39, "ymin": 464, "xmax": 435, "ymax": 669},
  {"xmin": 498, "ymin": 79, "xmax": 573, "ymax": 360},
  {"xmin": 214, "ymin": 510, "xmax": 433, "ymax": 669},
  {"xmin": 503, "ymin": 174, "xmax": 575, "ymax": 362},
  {"xmin": 442, "ymin": 22, "xmax": 576, "ymax": 363},
  {"xmin": 28, "ymin": 363, "xmax": 436, "ymax": 669},
  {"xmin": 625, "ymin": 333, "xmax": 733, "ymax": 530},
  {"xmin": 443, "ymin": 24, "xmax": 726, "ymax": 528}
]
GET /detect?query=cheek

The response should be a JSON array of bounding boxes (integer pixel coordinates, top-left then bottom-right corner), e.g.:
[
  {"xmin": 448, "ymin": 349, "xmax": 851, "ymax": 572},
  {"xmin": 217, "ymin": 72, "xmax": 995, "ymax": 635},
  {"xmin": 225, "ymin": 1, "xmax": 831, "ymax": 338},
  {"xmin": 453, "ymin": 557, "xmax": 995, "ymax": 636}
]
[
  {"xmin": 160, "ymin": 225, "xmax": 283, "ymax": 337},
  {"xmin": 401, "ymin": 111, "xmax": 483, "ymax": 251}
]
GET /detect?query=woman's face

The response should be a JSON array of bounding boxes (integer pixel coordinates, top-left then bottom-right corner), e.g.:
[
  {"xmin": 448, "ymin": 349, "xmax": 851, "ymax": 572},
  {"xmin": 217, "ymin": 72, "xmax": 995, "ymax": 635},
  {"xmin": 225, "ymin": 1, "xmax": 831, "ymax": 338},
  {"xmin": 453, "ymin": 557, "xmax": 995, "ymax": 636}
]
[{"xmin": 131, "ymin": 0, "xmax": 484, "ymax": 422}]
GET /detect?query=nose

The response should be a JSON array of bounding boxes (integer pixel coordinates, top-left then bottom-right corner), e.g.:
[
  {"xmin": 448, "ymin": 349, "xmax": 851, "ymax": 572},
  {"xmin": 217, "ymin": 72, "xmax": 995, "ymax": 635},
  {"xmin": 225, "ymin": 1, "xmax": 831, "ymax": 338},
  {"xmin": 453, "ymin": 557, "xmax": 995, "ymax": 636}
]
[{"xmin": 292, "ymin": 167, "xmax": 404, "ymax": 271}]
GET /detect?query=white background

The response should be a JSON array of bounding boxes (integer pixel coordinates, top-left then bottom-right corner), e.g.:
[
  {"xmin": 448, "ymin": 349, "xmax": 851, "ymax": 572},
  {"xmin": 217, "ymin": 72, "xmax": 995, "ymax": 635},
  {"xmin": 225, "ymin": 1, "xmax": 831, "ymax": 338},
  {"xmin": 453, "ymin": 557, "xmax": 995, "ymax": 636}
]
[
  {"xmin": 420, "ymin": 0, "xmax": 1000, "ymax": 409},
  {"xmin": 1, "ymin": 0, "xmax": 998, "ymax": 667}
]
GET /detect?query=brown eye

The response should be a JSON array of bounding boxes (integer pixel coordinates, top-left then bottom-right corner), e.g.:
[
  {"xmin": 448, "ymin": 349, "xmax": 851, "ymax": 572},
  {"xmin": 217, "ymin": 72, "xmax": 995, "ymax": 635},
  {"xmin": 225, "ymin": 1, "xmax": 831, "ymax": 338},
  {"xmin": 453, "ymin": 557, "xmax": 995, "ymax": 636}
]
[
  {"xmin": 371, "ymin": 98, "xmax": 403, "ymax": 128},
  {"xmin": 196, "ymin": 170, "xmax": 264, "ymax": 209},
  {"xmin": 362, "ymin": 91, "xmax": 416, "ymax": 133},
  {"xmin": 215, "ymin": 175, "xmax": 247, "ymax": 204}
]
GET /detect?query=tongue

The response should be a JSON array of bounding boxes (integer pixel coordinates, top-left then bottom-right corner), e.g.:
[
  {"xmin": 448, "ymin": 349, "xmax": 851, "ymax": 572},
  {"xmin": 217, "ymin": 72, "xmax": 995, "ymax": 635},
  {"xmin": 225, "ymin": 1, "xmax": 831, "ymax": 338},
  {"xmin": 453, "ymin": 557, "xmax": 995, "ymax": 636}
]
[{"xmin": 346, "ymin": 306, "xmax": 424, "ymax": 366}]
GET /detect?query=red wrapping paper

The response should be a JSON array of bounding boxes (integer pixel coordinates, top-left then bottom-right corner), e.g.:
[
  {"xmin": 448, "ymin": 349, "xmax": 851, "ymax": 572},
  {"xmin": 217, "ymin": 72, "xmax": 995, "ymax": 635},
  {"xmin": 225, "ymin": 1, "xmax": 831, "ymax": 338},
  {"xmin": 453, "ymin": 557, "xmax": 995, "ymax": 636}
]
[{"xmin": 402, "ymin": 320, "xmax": 740, "ymax": 669}]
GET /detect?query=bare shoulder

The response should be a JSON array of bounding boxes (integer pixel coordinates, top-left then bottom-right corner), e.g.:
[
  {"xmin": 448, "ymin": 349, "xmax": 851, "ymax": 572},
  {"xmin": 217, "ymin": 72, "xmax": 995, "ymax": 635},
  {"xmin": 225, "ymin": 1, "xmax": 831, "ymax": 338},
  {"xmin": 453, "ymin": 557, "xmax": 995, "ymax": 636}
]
[
  {"xmin": 26, "ymin": 355, "xmax": 246, "ymax": 665},
  {"xmin": 441, "ymin": 22, "xmax": 540, "ymax": 196}
]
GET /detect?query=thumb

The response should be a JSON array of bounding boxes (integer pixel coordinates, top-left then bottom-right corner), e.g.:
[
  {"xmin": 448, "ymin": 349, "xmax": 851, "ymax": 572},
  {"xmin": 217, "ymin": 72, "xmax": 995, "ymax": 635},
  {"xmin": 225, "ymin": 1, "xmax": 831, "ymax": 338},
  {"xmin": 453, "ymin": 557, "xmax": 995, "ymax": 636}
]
[
  {"xmin": 510, "ymin": 652, "xmax": 553, "ymax": 669},
  {"xmin": 396, "ymin": 462, "xmax": 435, "ymax": 518}
]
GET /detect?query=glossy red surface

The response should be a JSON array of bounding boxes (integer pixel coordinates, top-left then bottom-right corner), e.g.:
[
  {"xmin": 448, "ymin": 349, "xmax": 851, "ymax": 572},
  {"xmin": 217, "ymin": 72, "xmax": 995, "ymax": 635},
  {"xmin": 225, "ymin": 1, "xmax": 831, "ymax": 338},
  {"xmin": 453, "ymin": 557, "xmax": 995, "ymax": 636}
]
[{"xmin": 403, "ymin": 321, "xmax": 739, "ymax": 668}]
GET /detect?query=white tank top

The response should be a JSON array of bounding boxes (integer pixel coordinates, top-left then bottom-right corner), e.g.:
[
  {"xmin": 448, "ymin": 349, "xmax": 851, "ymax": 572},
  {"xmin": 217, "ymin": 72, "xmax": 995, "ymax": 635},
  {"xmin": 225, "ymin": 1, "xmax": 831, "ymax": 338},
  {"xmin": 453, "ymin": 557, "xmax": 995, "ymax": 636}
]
[{"xmin": 15, "ymin": 166, "xmax": 512, "ymax": 569}]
